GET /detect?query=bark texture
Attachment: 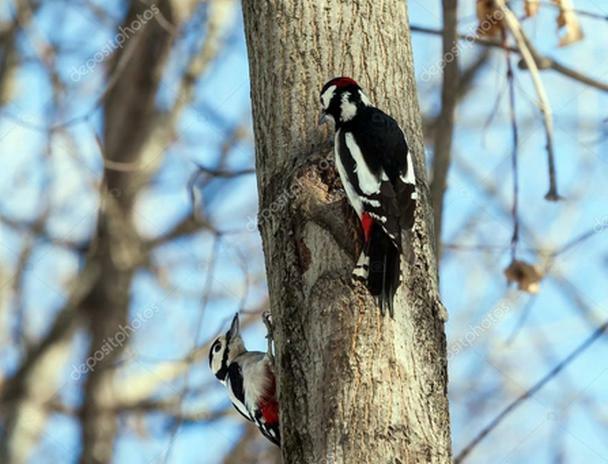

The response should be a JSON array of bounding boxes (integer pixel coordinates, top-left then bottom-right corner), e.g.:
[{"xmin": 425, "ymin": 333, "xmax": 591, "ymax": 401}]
[{"xmin": 242, "ymin": 1, "xmax": 451, "ymax": 463}]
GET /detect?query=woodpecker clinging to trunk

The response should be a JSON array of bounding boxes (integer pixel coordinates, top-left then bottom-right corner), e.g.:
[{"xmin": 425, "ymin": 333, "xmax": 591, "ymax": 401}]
[
  {"xmin": 208, "ymin": 313, "xmax": 280, "ymax": 446},
  {"xmin": 319, "ymin": 77, "xmax": 417, "ymax": 316}
]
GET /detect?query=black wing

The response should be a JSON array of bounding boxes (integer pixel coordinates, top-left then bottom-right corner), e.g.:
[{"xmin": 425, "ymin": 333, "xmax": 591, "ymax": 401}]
[
  {"xmin": 348, "ymin": 107, "xmax": 416, "ymax": 229},
  {"xmin": 226, "ymin": 363, "xmax": 253, "ymax": 422},
  {"xmin": 253, "ymin": 413, "xmax": 281, "ymax": 447}
]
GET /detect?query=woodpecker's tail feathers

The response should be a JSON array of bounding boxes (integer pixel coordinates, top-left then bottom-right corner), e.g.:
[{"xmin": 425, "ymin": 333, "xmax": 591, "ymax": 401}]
[{"xmin": 354, "ymin": 222, "xmax": 400, "ymax": 316}]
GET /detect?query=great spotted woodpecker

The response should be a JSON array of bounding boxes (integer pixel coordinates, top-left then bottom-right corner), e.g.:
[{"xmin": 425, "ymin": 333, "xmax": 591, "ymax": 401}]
[
  {"xmin": 208, "ymin": 313, "xmax": 280, "ymax": 446},
  {"xmin": 319, "ymin": 77, "xmax": 417, "ymax": 315}
]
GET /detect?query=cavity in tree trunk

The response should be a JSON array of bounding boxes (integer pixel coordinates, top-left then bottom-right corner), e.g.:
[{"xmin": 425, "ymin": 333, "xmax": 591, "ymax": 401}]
[{"xmin": 242, "ymin": 1, "xmax": 451, "ymax": 462}]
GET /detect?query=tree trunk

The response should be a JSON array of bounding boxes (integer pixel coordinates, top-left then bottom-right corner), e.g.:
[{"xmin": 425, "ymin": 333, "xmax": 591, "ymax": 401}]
[
  {"xmin": 79, "ymin": 2, "xmax": 175, "ymax": 462},
  {"xmin": 431, "ymin": 0, "xmax": 459, "ymax": 257},
  {"xmin": 242, "ymin": 1, "xmax": 451, "ymax": 463}
]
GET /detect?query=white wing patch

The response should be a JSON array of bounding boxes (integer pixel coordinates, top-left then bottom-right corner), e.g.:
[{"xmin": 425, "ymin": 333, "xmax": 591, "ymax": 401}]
[
  {"xmin": 359, "ymin": 90, "xmax": 372, "ymax": 106},
  {"xmin": 401, "ymin": 152, "xmax": 416, "ymax": 185},
  {"xmin": 226, "ymin": 377, "xmax": 252, "ymax": 421},
  {"xmin": 335, "ymin": 129, "xmax": 363, "ymax": 217},
  {"xmin": 344, "ymin": 132, "xmax": 382, "ymax": 195},
  {"xmin": 352, "ymin": 266, "xmax": 368, "ymax": 280},
  {"xmin": 361, "ymin": 197, "xmax": 380, "ymax": 207},
  {"xmin": 321, "ymin": 85, "xmax": 336, "ymax": 110},
  {"xmin": 369, "ymin": 212, "xmax": 387, "ymax": 224}
]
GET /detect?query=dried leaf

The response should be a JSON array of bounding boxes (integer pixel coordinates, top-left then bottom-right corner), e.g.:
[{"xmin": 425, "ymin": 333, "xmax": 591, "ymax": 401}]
[
  {"xmin": 524, "ymin": 0, "xmax": 540, "ymax": 17},
  {"xmin": 504, "ymin": 259, "xmax": 543, "ymax": 293},
  {"xmin": 476, "ymin": 0, "xmax": 505, "ymax": 37},
  {"xmin": 553, "ymin": 0, "xmax": 584, "ymax": 47}
]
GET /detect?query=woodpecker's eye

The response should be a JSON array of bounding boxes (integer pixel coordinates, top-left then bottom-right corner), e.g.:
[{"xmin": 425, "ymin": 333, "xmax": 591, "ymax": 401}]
[{"xmin": 214, "ymin": 343, "xmax": 222, "ymax": 353}]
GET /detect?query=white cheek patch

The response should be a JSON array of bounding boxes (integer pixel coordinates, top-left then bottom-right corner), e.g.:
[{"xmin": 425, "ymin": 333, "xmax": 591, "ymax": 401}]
[
  {"xmin": 345, "ymin": 132, "xmax": 381, "ymax": 194},
  {"xmin": 340, "ymin": 93, "xmax": 357, "ymax": 121},
  {"xmin": 321, "ymin": 85, "xmax": 336, "ymax": 110}
]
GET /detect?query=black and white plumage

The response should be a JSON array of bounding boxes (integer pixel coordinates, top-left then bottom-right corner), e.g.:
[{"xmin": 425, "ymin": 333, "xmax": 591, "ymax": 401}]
[
  {"xmin": 209, "ymin": 314, "xmax": 280, "ymax": 446},
  {"xmin": 319, "ymin": 77, "xmax": 417, "ymax": 315}
]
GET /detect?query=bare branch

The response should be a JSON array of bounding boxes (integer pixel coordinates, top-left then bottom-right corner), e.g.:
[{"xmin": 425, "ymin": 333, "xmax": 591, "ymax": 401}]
[
  {"xmin": 455, "ymin": 318, "xmax": 608, "ymax": 463},
  {"xmin": 495, "ymin": 0, "xmax": 560, "ymax": 200},
  {"xmin": 410, "ymin": 25, "xmax": 608, "ymax": 92},
  {"xmin": 430, "ymin": 0, "xmax": 459, "ymax": 257},
  {"xmin": 505, "ymin": 44, "xmax": 520, "ymax": 260}
]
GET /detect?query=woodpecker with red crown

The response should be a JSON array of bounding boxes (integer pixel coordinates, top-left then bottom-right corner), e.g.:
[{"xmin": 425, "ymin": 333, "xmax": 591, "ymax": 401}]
[
  {"xmin": 209, "ymin": 313, "xmax": 280, "ymax": 446},
  {"xmin": 319, "ymin": 77, "xmax": 417, "ymax": 316}
]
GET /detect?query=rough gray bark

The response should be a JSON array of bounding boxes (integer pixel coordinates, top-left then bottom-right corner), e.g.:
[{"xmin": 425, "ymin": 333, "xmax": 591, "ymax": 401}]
[{"xmin": 242, "ymin": 1, "xmax": 451, "ymax": 463}]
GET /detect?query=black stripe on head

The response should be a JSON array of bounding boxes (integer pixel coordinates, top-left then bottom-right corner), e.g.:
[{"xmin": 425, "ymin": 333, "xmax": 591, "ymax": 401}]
[
  {"xmin": 208, "ymin": 337, "xmax": 227, "ymax": 381},
  {"xmin": 214, "ymin": 357, "xmax": 228, "ymax": 381},
  {"xmin": 227, "ymin": 363, "xmax": 245, "ymax": 404},
  {"xmin": 217, "ymin": 327, "xmax": 233, "ymax": 379},
  {"xmin": 211, "ymin": 314, "xmax": 240, "ymax": 381},
  {"xmin": 208, "ymin": 338, "xmax": 220, "ymax": 368}
]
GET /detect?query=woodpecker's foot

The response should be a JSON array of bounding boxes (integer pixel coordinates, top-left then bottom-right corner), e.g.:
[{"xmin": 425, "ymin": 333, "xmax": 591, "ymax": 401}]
[
  {"xmin": 262, "ymin": 311, "xmax": 275, "ymax": 362},
  {"xmin": 262, "ymin": 311, "xmax": 274, "ymax": 335}
]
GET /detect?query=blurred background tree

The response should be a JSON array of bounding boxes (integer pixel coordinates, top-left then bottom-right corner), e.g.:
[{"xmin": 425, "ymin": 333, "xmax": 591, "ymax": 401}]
[{"xmin": 0, "ymin": 0, "xmax": 607, "ymax": 463}]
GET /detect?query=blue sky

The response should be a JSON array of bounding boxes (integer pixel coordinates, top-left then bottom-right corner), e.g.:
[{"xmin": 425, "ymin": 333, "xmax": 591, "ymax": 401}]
[{"xmin": 0, "ymin": 0, "xmax": 607, "ymax": 463}]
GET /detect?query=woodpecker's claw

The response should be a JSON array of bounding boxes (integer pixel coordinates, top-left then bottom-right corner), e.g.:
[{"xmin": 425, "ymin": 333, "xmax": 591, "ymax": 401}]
[
  {"xmin": 262, "ymin": 311, "xmax": 275, "ymax": 363},
  {"xmin": 262, "ymin": 311, "xmax": 274, "ymax": 335}
]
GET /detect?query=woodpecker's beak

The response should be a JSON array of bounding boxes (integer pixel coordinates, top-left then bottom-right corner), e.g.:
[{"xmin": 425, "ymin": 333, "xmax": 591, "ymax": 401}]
[
  {"xmin": 228, "ymin": 313, "xmax": 240, "ymax": 338},
  {"xmin": 319, "ymin": 111, "xmax": 329, "ymax": 126}
]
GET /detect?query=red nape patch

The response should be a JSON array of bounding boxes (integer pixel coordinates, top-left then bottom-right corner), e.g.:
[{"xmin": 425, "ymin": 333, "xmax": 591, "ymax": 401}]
[
  {"xmin": 260, "ymin": 399, "xmax": 279, "ymax": 425},
  {"xmin": 330, "ymin": 77, "xmax": 359, "ymax": 89},
  {"xmin": 361, "ymin": 212, "xmax": 374, "ymax": 243}
]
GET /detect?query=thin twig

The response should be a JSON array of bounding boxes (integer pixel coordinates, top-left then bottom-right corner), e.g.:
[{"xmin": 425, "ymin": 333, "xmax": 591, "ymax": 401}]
[
  {"xmin": 444, "ymin": 223, "xmax": 606, "ymax": 256},
  {"xmin": 410, "ymin": 25, "xmax": 608, "ymax": 92},
  {"xmin": 495, "ymin": 0, "xmax": 561, "ymax": 201},
  {"xmin": 0, "ymin": 27, "xmax": 143, "ymax": 132},
  {"xmin": 161, "ymin": 238, "xmax": 221, "ymax": 463},
  {"xmin": 505, "ymin": 38, "xmax": 520, "ymax": 260},
  {"xmin": 193, "ymin": 163, "xmax": 255, "ymax": 178},
  {"xmin": 454, "ymin": 318, "xmax": 608, "ymax": 463},
  {"xmin": 525, "ymin": 0, "xmax": 608, "ymax": 21},
  {"xmin": 550, "ymin": 226, "xmax": 603, "ymax": 258},
  {"xmin": 505, "ymin": 294, "xmax": 538, "ymax": 344}
]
